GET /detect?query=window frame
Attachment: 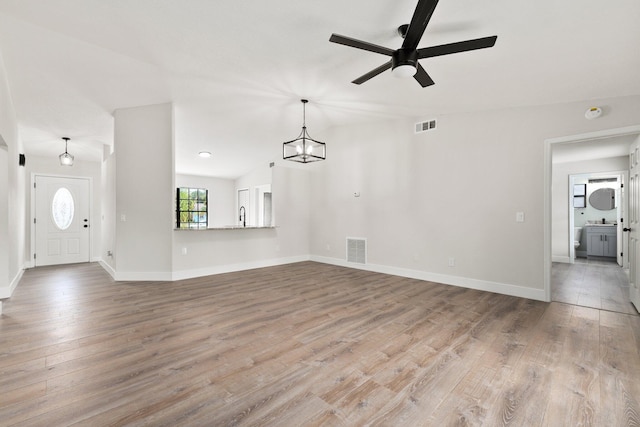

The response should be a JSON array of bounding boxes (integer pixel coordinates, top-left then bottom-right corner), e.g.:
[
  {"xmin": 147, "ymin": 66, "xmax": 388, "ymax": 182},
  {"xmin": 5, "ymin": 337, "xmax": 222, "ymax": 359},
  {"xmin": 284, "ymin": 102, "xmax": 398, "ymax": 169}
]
[{"xmin": 176, "ymin": 187, "xmax": 208, "ymax": 229}]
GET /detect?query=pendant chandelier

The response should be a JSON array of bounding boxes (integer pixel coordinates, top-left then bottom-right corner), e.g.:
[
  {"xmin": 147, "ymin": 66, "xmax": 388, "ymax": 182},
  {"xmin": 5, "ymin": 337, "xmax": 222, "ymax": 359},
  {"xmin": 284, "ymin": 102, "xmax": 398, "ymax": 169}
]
[
  {"xmin": 59, "ymin": 137, "xmax": 74, "ymax": 166},
  {"xmin": 283, "ymin": 99, "xmax": 326, "ymax": 163}
]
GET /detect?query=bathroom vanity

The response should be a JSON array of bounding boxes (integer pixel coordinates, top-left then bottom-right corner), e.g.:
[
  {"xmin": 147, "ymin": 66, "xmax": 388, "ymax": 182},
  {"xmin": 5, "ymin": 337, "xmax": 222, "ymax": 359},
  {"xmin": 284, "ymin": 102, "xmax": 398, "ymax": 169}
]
[{"xmin": 585, "ymin": 225, "xmax": 617, "ymax": 258}]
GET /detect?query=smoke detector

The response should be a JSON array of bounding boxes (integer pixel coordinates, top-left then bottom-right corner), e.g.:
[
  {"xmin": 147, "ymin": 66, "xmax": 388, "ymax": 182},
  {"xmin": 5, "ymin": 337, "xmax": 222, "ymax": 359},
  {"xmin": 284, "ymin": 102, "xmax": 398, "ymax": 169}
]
[{"xmin": 584, "ymin": 107, "xmax": 602, "ymax": 120}]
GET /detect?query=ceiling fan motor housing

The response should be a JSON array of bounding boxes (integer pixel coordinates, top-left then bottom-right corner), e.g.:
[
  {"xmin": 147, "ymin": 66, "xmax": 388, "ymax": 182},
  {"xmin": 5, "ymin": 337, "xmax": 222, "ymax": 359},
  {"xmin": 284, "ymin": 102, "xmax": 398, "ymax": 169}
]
[{"xmin": 392, "ymin": 49, "xmax": 418, "ymax": 70}]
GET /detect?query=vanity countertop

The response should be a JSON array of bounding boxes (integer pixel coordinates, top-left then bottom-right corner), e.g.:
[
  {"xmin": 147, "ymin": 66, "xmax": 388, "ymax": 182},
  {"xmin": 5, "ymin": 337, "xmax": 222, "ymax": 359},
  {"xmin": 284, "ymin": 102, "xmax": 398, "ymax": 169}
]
[{"xmin": 584, "ymin": 223, "xmax": 617, "ymax": 227}]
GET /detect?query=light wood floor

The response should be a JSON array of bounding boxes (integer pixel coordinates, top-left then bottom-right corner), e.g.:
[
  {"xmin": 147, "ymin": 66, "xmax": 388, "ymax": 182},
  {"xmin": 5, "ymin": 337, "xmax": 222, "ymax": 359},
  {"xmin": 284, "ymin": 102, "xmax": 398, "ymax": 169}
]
[
  {"xmin": 551, "ymin": 258, "xmax": 637, "ymax": 315},
  {"xmin": 2, "ymin": 262, "xmax": 640, "ymax": 426}
]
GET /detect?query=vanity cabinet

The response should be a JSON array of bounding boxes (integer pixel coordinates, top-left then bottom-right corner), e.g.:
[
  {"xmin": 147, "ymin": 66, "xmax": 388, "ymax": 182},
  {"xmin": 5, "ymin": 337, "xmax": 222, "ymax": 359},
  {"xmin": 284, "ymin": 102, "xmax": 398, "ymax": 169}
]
[{"xmin": 586, "ymin": 226, "xmax": 617, "ymax": 258}]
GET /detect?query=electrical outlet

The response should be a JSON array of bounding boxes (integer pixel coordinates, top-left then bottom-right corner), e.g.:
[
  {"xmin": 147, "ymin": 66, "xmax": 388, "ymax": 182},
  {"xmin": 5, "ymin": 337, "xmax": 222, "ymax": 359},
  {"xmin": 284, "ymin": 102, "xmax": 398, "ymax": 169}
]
[
  {"xmin": 516, "ymin": 212, "xmax": 525, "ymax": 222},
  {"xmin": 181, "ymin": 247, "xmax": 187, "ymax": 255},
  {"xmin": 326, "ymin": 244, "xmax": 331, "ymax": 251},
  {"xmin": 448, "ymin": 257, "xmax": 455, "ymax": 267}
]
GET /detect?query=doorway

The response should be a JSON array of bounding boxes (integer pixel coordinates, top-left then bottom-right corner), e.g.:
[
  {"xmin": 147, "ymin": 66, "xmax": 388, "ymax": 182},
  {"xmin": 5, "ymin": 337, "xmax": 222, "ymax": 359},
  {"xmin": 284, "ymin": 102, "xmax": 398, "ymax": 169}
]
[
  {"xmin": 545, "ymin": 125, "xmax": 640, "ymax": 309},
  {"xmin": 33, "ymin": 175, "xmax": 91, "ymax": 266},
  {"xmin": 568, "ymin": 172, "xmax": 626, "ymax": 267}
]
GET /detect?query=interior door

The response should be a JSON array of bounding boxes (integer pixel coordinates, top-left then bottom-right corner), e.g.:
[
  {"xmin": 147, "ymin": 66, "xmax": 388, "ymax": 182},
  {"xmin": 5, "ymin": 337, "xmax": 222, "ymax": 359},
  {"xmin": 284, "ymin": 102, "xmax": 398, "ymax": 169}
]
[
  {"xmin": 628, "ymin": 142, "xmax": 640, "ymax": 311},
  {"xmin": 34, "ymin": 175, "xmax": 90, "ymax": 266}
]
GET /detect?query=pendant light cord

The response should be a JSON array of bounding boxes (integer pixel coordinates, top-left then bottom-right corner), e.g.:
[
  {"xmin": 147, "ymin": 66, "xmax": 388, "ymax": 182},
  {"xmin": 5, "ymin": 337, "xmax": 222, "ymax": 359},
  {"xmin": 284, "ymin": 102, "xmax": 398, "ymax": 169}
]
[{"xmin": 301, "ymin": 99, "xmax": 308, "ymax": 128}]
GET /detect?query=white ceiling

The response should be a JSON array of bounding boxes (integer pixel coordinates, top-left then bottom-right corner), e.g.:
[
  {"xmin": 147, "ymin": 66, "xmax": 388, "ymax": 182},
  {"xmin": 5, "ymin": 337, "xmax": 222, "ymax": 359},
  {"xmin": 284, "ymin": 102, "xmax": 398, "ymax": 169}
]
[{"xmin": 1, "ymin": 0, "xmax": 639, "ymax": 178}]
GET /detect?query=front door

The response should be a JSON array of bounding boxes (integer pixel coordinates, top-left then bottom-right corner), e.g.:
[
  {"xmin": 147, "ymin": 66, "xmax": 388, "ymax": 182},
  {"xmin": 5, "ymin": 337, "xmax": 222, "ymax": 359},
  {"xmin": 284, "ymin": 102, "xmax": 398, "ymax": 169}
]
[
  {"xmin": 34, "ymin": 175, "xmax": 90, "ymax": 266},
  {"xmin": 628, "ymin": 142, "xmax": 640, "ymax": 311}
]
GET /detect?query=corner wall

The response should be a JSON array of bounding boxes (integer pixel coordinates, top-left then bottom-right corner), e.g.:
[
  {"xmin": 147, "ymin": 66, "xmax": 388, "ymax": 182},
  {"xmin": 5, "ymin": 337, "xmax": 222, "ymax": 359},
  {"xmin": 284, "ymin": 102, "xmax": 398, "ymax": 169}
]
[
  {"xmin": 310, "ymin": 96, "xmax": 640, "ymax": 301},
  {"xmin": 171, "ymin": 165, "xmax": 311, "ymax": 279},
  {"xmin": 0, "ymin": 47, "xmax": 23, "ymax": 299},
  {"xmin": 113, "ymin": 103, "xmax": 174, "ymax": 280}
]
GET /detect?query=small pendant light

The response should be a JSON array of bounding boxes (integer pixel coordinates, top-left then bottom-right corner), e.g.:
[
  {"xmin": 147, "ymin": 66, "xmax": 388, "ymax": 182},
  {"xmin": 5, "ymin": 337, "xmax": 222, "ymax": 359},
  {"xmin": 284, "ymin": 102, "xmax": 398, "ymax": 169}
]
[
  {"xmin": 59, "ymin": 137, "xmax": 74, "ymax": 166},
  {"xmin": 283, "ymin": 99, "xmax": 326, "ymax": 163}
]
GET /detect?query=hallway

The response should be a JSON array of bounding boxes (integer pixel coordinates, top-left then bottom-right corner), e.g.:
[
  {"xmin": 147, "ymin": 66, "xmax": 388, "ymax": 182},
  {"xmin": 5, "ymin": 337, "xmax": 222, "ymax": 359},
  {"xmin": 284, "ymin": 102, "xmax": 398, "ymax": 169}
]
[{"xmin": 552, "ymin": 259, "xmax": 638, "ymax": 315}]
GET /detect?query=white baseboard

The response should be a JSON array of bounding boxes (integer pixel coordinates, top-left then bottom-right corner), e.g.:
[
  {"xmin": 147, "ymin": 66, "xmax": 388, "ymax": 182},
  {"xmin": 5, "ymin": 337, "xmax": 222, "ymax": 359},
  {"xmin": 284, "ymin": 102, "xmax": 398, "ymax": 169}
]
[
  {"xmin": 171, "ymin": 255, "xmax": 311, "ymax": 281},
  {"xmin": 311, "ymin": 255, "xmax": 547, "ymax": 302},
  {"xmin": 97, "ymin": 258, "xmax": 173, "ymax": 281},
  {"xmin": 98, "ymin": 255, "xmax": 311, "ymax": 282},
  {"xmin": 96, "ymin": 253, "xmax": 546, "ymax": 302},
  {"xmin": 0, "ymin": 268, "xmax": 24, "ymax": 299},
  {"xmin": 114, "ymin": 271, "xmax": 174, "ymax": 281},
  {"xmin": 98, "ymin": 260, "xmax": 116, "ymax": 279},
  {"xmin": 552, "ymin": 255, "xmax": 573, "ymax": 264}
]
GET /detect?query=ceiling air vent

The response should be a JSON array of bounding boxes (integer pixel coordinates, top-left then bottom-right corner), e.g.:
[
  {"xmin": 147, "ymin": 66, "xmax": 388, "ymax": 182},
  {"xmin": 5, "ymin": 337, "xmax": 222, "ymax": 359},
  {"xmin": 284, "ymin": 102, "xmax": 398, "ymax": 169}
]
[
  {"xmin": 346, "ymin": 238, "xmax": 367, "ymax": 264},
  {"xmin": 415, "ymin": 119, "xmax": 436, "ymax": 134}
]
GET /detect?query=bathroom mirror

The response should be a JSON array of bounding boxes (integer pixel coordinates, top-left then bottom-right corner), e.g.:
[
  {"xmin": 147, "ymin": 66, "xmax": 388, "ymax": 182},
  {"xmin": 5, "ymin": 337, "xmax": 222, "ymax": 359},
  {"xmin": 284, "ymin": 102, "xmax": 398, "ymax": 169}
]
[{"xmin": 589, "ymin": 187, "xmax": 615, "ymax": 210}]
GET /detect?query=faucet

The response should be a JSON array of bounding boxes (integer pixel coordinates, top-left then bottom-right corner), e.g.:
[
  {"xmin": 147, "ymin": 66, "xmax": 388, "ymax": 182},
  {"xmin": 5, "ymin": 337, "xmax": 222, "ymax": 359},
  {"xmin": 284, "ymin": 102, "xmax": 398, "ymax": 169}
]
[{"xmin": 239, "ymin": 206, "xmax": 246, "ymax": 227}]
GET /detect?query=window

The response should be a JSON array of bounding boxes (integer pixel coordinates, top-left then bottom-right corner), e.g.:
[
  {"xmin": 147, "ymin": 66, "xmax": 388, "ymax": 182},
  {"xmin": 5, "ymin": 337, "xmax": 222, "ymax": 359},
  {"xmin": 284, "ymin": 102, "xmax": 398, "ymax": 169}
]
[
  {"xmin": 573, "ymin": 184, "xmax": 586, "ymax": 208},
  {"xmin": 176, "ymin": 187, "xmax": 208, "ymax": 229},
  {"xmin": 52, "ymin": 187, "xmax": 75, "ymax": 230}
]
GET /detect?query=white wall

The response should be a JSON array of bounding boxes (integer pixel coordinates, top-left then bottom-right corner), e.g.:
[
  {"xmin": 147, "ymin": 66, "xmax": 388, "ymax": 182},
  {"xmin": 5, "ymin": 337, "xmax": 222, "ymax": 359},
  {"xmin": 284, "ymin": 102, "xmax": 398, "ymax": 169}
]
[
  {"xmin": 171, "ymin": 165, "xmax": 310, "ymax": 279},
  {"xmin": 310, "ymin": 95, "xmax": 640, "ymax": 301},
  {"xmin": 0, "ymin": 140, "xmax": 8, "ymax": 297},
  {"xmin": 175, "ymin": 174, "xmax": 235, "ymax": 228},
  {"xmin": 574, "ymin": 179, "xmax": 620, "ymax": 228},
  {"xmin": 0, "ymin": 48, "xmax": 23, "ymax": 299},
  {"xmin": 114, "ymin": 103, "xmax": 174, "ymax": 280},
  {"xmin": 235, "ymin": 164, "xmax": 272, "ymax": 227},
  {"xmin": 24, "ymin": 156, "xmax": 103, "ymax": 266},
  {"xmin": 101, "ymin": 145, "xmax": 116, "ymax": 273},
  {"xmin": 552, "ymin": 157, "xmax": 627, "ymax": 260}
]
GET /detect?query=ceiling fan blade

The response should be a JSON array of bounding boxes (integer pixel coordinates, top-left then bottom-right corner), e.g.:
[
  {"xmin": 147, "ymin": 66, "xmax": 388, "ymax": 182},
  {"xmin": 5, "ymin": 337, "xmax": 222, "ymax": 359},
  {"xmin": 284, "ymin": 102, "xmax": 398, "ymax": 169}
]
[
  {"xmin": 402, "ymin": 0, "xmax": 440, "ymax": 50},
  {"xmin": 413, "ymin": 63, "xmax": 435, "ymax": 87},
  {"xmin": 417, "ymin": 35, "xmax": 497, "ymax": 59},
  {"xmin": 352, "ymin": 61, "xmax": 393, "ymax": 84},
  {"xmin": 329, "ymin": 34, "xmax": 394, "ymax": 56}
]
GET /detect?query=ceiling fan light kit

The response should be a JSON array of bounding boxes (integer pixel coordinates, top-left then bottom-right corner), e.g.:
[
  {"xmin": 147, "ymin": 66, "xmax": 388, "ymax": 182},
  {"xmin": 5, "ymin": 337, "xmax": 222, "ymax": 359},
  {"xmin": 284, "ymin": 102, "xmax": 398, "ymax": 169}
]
[
  {"xmin": 329, "ymin": 0, "xmax": 497, "ymax": 87},
  {"xmin": 391, "ymin": 49, "xmax": 418, "ymax": 78},
  {"xmin": 283, "ymin": 99, "xmax": 326, "ymax": 163}
]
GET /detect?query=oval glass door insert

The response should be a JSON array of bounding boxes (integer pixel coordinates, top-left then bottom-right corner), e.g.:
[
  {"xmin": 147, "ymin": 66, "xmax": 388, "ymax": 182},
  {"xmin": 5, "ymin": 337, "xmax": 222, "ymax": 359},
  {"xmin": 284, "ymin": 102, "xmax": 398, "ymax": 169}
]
[{"xmin": 52, "ymin": 187, "xmax": 75, "ymax": 230}]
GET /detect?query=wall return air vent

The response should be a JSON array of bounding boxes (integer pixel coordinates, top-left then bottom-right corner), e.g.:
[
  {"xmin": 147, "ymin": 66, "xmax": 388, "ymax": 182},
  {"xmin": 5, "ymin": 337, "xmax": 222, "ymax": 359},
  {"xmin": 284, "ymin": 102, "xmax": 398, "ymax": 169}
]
[
  {"xmin": 415, "ymin": 119, "xmax": 437, "ymax": 134},
  {"xmin": 346, "ymin": 238, "xmax": 367, "ymax": 264}
]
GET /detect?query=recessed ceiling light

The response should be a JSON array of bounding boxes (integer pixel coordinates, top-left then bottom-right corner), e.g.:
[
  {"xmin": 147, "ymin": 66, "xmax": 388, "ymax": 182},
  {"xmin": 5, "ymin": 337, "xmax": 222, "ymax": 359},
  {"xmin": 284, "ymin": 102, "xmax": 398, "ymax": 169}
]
[{"xmin": 198, "ymin": 151, "xmax": 211, "ymax": 158}]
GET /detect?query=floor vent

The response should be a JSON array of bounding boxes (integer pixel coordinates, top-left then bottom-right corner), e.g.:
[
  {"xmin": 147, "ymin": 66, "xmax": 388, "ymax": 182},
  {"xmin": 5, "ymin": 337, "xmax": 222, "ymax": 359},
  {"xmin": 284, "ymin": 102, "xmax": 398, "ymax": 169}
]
[
  {"xmin": 415, "ymin": 119, "xmax": 437, "ymax": 133},
  {"xmin": 346, "ymin": 238, "xmax": 367, "ymax": 264}
]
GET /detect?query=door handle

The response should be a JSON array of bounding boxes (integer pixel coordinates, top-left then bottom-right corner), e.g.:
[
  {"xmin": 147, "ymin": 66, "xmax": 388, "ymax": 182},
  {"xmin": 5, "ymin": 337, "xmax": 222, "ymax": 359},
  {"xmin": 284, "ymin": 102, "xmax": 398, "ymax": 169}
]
[{"xmin": 624, "ymin": 227, "xmax": 632, "ymax": 232}]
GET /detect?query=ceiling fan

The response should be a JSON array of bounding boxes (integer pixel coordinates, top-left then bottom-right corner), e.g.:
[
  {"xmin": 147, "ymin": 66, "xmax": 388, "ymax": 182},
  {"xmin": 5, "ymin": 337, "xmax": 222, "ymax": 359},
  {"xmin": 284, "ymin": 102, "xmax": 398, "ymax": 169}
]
[{"xmin": 329, "ymin": 0, "xmax": 497, "ymax": 87}]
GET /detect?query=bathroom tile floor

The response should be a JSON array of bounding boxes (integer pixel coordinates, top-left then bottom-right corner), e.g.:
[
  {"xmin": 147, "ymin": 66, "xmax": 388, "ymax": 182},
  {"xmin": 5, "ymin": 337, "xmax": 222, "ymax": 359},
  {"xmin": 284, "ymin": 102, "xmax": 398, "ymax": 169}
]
[{"xmin": 551, "ymin": 258, "xmax": 638, "ymax": 315}]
